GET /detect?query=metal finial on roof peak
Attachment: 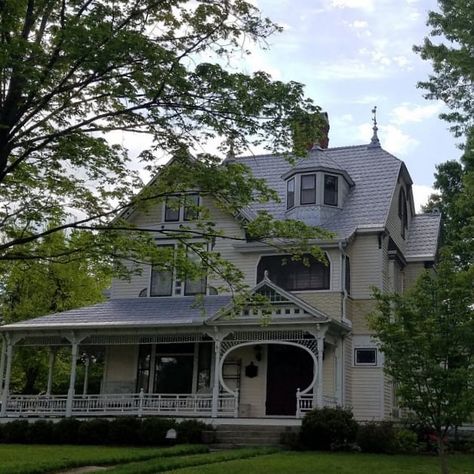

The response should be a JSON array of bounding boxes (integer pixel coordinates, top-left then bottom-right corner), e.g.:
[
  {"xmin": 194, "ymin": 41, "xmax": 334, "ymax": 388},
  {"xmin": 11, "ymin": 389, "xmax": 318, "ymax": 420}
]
[{"xmin": 368, "ymin": 106, "xmax": 381, "ymax": 148}]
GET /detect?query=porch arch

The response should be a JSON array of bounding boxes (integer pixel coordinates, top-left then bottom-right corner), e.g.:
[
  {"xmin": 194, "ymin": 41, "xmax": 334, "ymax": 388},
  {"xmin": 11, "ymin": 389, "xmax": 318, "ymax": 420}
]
[{"xmin": 218, "ymin": 340, "xmax": 318, "ymax": 397}]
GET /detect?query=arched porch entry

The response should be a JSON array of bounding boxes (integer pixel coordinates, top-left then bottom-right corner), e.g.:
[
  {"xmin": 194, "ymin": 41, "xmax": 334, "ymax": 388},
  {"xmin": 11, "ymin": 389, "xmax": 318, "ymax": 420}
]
[{"xmin": 219, "ymin": 341, "xmax": 317, "ymax": 417}]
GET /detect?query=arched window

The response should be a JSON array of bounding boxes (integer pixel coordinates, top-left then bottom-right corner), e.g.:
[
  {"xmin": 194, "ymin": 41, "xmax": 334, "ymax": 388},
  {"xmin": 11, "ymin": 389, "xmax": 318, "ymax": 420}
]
[
  {"xmin": 257, "ymin": 255, "xmax": 330, "ymax": 291},
  {"xmin": 398, "ymin": 188, "xmax": 408, "ymax": 238}
]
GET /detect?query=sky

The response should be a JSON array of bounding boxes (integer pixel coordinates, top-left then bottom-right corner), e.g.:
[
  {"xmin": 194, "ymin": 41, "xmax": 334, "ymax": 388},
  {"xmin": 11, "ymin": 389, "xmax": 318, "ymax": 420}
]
[{"xmin": 238, "ymin": 0, "xmax": 461, "ymax": 211}]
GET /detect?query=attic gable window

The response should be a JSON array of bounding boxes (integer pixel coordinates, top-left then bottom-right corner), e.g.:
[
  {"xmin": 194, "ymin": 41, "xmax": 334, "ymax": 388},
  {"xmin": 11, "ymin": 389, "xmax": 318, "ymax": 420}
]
[
  {"xmin": 164, "ymin": 193, "xmax": 200, "ymax": 222},
  {"xmin": 287, "ymin": 178, "xmax": 295, "ymax": 209},
  {"xmin": 300, "ymin": 174, "xmax": 316, "ymax": 205},
  {"xmin": 324, "ymin": 174, "xmax": 338, "ymax": 206}
]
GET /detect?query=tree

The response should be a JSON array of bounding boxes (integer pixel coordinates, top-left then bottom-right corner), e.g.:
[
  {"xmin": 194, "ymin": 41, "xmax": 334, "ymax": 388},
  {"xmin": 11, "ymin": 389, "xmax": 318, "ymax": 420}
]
[
  {"xmin": 0, "ymin": 0, "xmax": 326, "ymax": 288},
  {"xmin": 424, "ymin": 128, "xmax": 474, "ymax": 268},
  {"xmin": 0, "ymin": 229, "xmax": 110, "ymax": 393},
  {"xmin": 414, "ymin": 0, "xmax": 474, "ymax": 137},
  {"xmin": 370, "ymin": 262, "xmax": 474, "ymax": 474}
]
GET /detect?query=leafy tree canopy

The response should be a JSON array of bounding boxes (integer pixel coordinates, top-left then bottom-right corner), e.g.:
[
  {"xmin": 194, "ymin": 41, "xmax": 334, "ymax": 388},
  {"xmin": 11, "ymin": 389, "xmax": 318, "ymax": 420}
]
[
  {"xmin": 414, "ymin": 0, "xmax": 474, "ymax": 137},
  {"xmin": 370, "ymin": 261, "xmax": 474, "ymax": 474},
  {"xmin": 0, "ymin": 0, "xmax": 326, "ymax": 288},
  {"xmin": 0, "ymin": 229, "xmax": 109, "ymax": 393},
  {"xmin": 424, "ymin": 128, "xmax": 474, "ymax": 268}
]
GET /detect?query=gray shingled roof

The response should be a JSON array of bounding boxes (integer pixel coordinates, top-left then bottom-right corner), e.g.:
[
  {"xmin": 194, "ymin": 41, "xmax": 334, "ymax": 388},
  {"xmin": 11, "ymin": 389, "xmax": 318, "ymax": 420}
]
[
  {"xmin": 1, "ymin": 296, "xmax": 232, "ymax": 331},
  {"xmin": 405, "ymin": 214, "xmax": 441, "ymax": 260},
  {"xmin": 237, "ymin": 145, "xmax": 402, "ymax": 239}
]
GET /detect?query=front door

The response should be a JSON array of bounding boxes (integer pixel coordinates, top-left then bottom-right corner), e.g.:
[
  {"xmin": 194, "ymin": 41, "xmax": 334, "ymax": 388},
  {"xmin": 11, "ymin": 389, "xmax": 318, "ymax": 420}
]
[{"xmin": 266, "ymin": 344, "xmax": 313, "ymax": 416}]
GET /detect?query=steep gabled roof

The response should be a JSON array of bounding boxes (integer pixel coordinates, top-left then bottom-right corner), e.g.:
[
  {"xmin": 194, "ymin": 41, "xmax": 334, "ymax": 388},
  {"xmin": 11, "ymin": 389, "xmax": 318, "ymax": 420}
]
[
  {"xmin": 210, "ymin": 274, "xmax": 329, "ymax": 324},
  {"xmin": 405, "ymin": 213, "xmax": 441, "ymax": 261},
  {"xmin": 235, "ymin": 145, "xmax": 402, "ymax": 239}
]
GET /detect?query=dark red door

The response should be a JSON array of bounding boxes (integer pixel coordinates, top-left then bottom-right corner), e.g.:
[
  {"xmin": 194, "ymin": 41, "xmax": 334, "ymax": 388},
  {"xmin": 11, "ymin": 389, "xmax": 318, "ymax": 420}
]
[{"xmin": 265, "ymin": 344, "xmax": 313, "ymax": 416}]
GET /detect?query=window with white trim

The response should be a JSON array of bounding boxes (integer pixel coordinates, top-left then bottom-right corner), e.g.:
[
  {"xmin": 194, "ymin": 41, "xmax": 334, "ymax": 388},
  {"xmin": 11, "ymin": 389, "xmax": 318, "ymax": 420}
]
[
  {"xmin": 354, "ymin": 348, "xmax": 377, "ymax": 366},
  {"xmin": 287, "ymin": 177, "xmax": 295, "ymax": 209},
  {"xmin": 324, "ymin": 174, "xmax": 338, "ymax": 206},
  {"xmin": 164, "ymin": 193, "xmax": 200, "ymax": 222},
  {"xmin": 300, "ymin": 174, "xmax": 316, "ymax": 205}
]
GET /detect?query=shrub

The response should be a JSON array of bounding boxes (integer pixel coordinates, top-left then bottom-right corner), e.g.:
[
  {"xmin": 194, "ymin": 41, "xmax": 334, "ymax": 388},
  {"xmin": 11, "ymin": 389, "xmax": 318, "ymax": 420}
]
[
  {"xmin": 357, "ymin": 422, "xmax": 397, "ymax": 453},
  {"xmin": 29, "ymin": 420, "xmax": 54, "ymax": 444},
  {"xmin": 394, "ymin": 427, "xmax": 418, "ymax": 454},
  {"xmin": 2, "ymin": 420, "xmax": 30, "ymax": 443},
  {"xmin": 77, "ymin": 419, "xmax": 110, "ymax": 445},
  {"xmin": 53, "ymin": 418, "xmax": 81, "ymax": 444},
  {"xmin": 140, "ymin": 418, "xmax": 176, "ymax": 445},
  {"xmin": 108, "ymin": 417, "xmax": 142, "ymax": 445},
  {"xmin": 176, "ymin": 419, "xmax": 209, "ymax": 444},
  {"xmin": 300, "ymin": 407, "xmax": 358, "ymax": 450}
]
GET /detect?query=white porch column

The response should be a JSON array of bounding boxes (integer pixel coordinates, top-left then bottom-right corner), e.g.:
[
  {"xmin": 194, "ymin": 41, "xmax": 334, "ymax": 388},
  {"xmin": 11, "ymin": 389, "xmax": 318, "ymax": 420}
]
[
  {"xmin": 66, "ymin": 341, "xmax": 79, "ymax": 417},
  {"xmin": 211, "ymin": 339, "xmax": 221, "ymax": 418},
  {"xmin": 335, "ymin": 339, "xmax": 343, "ymax": 406},
  {"xmin": 0, "ymin": 341, "xmax": 14, "ymax": 417},
  {"xmin": 46, "ymin": 349, "xmax": 57, "ymax": 396},
  {"xmin": 82, "ymin": 355, "xmax": 90, "ymax": 396},
  {"xmin": 316, "ymin": 335, "xmax": 324, "ymax": 408}
]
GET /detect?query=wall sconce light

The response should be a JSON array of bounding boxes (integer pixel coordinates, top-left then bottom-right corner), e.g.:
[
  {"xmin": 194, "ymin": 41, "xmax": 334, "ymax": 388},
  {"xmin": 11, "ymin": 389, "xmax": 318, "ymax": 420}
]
[{"xmin": 254, "ymin": 345, "xmax": 262, "ymax": 362}]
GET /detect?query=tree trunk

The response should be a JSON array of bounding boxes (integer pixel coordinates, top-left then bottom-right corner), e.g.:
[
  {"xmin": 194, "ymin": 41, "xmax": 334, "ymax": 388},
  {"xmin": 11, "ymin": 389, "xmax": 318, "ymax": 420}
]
[{"xmin": 438, "ymin": 436, "xmax": 449, "ymax": 474}]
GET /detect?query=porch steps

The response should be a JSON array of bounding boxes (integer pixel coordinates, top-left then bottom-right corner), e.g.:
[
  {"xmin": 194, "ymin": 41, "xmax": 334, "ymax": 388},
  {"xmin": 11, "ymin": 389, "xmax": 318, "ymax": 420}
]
[{"xmin": 207, "ymin": 424, "xmax": 299, "ymax": 448}]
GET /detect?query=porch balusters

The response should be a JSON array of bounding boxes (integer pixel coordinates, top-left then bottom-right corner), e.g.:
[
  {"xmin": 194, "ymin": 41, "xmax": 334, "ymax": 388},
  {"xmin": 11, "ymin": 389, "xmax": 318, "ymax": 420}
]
[
  {"xmin": 0, "ymin": 340, "xmax": 14, "ymax": 417},
  {"xmin": 65, "ymin": 341, "xmax": 79, "ymax": 417}
]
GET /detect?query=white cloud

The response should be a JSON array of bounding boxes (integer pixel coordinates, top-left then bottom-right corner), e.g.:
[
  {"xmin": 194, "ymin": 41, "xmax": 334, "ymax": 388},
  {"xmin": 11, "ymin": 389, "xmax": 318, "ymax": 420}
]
[
  {"xmin": 350, "ymin": 20, "xmax": 369, "ymax": 29},
  {"xmin": 412, "ymin": 184, "xmax": 434, "ymax": 212},
  {"xmin": 391, "ymin": 103, "xmax": 443, "ymax": 125},
  {"xmin": 329, "ymin": 0, "xmax": 374, "ymax": 11},
  {"xmin": 310, "ymin": 59, "xmax": 389, "ymax": 80},
  {"xmin": 357, "ymin": 123, "xmax": 419, "ymax": 155}
]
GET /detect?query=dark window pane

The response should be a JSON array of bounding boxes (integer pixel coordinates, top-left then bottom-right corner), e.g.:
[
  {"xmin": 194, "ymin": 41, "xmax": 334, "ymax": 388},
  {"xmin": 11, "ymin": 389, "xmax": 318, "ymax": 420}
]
[
  {"xmin": 150, "ymin": 268, "xmax": 173, "ymax": 296},
  {"xmin": 164, "ymin": 196, "xmax": 180, "ymax": 221},
  {"xmin": 197, "ymin": 343, "xmax": 212, "ymax": 392},
  {"xmin": 136, "ymin": 345, "xmax": 152, "ymax": 392},
  {"xmin": 156, "ymin": 343, "xmax": 195, "ymax": 354},
  {"xmin": 324, "ymin": 175, "xmax": 338, "ymax": 206},
  {"xmin": 154, "ymin": 355, "xmax": 194, "ymax": 393},
  {"xmin": 287, "ymin": 178, "xmax": 295, "ymax": 209},
  {"xmin": 257, "ymin": 254, "xmax": 330, "ymax": 291},
  {"xmin": 300, "ymin": 175, "xmax": 316, "ymax": 204},
  {"xmin": 355, "ymin": 349, "xmax": 376, "ymax": 365},
  {"xmin": 184, "ymin": 194, "xmax": 199, "ymax": 221}
]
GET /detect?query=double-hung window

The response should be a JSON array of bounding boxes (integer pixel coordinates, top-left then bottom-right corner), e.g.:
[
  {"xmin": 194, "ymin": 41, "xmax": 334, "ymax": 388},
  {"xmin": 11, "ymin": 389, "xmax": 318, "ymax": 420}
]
[
  {"xmin": 300, "ymin": 174, "xmax": 316, "ymax": 204},
  {"xmin": 287, "ymin": 178, "xmax": 295, "ymax": 209},
  {"xmin": 324, "ymin": 174, "xmax": 338, "ymax": 206},
  {"xmin": 164, "ymin": 193, "xmax": 200, "ymax": 222},
  {"xmin": 150, "ymin": 245, "xmax": 175, "ymax": 297},
  {"xmin": 184, "ymin": 246, "xmax": 207, "ymax": 296}
]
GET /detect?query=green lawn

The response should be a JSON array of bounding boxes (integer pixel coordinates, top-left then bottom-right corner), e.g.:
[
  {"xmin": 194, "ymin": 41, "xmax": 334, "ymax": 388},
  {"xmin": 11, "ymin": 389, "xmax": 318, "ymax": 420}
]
[
  {"xmin": 0, "ymin": 444, "xmax": 207, "ymax": 474},
  {"xmin": 168, "ymin": 451, "xmax": 474, "ymax": 474},
  {"xmin": 0, "ymin": 444, "xmax": 472, "ymax": 474}
]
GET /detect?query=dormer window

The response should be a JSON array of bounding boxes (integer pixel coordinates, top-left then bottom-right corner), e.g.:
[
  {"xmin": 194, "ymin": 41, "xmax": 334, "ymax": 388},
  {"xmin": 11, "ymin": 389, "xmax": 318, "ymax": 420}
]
[
  {"xmin": 287, "ymin": 178, "xmax": 295, "ymax": 209},
  {"xmin": 300, "ymin": 174, "xmax": 316, "ymax": 204},
  {"xmin": 324, "ymin": 175, "xmax": 338, "ymax": 206}
]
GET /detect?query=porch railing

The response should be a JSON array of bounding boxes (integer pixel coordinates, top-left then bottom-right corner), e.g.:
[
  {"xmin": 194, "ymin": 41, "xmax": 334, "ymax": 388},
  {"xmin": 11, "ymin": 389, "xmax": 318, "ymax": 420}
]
[
  {"xmin": 296, "ymin": 392, "xmax": 339, "ymax": 418},
  {"xmin": 3, "ymin": 391, "xmax": 238, "ymax": 418}
]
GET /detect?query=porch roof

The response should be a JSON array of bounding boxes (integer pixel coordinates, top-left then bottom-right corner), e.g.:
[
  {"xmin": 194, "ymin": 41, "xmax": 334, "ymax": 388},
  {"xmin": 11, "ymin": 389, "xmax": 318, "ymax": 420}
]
[{"xmin": 0, "ymin": 296, "xmax": 232, "ymax": 332}]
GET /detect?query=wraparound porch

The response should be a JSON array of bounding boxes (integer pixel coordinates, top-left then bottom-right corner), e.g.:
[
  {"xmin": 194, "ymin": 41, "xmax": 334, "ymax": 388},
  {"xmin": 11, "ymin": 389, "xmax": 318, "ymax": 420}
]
[{"xmin": 0, "ymin": 327, "xmax": 344, "ymax": 420}]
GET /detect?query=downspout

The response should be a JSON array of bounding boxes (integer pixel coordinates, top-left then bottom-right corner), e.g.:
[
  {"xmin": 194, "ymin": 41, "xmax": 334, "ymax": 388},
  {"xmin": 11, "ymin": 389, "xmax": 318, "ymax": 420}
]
[{"xmin": 338, "ymin": 241, "xmax": 348, "ymax": 323}]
